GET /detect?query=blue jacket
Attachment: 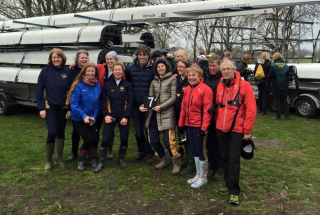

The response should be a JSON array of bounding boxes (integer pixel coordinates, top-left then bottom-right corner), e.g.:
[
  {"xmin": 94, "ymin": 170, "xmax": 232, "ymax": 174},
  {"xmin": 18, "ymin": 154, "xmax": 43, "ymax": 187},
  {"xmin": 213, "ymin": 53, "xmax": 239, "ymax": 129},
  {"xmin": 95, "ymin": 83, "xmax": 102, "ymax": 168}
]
[
  {"xmin": 100, "ymin": 78, "xmax": 134, "ymax": 119},
  {"xmin": 71, "ymin": 81, "xmax": 101, "ymax": 121},
  {"xmin": 125, "ymin": 58, "xmax": 154, "ymax": 107},
  {"xmin": 36, "ymin": 65, "xmax": 73, "ymax": 110}
]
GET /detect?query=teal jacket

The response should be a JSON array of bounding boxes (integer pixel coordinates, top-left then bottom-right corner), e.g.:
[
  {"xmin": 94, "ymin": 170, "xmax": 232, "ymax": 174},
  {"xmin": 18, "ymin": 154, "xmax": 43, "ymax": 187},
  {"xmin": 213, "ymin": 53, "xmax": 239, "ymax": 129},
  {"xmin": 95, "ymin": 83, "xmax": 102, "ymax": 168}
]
[{"xmin": 267, "ymin": 59, "xmax": 289, "ymax": 90}]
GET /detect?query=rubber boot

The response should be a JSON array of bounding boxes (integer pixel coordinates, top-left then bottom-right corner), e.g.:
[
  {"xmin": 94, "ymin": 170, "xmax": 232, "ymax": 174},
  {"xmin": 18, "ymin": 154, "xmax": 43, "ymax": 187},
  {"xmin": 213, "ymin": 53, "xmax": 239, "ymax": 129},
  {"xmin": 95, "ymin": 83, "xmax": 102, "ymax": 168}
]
[
  {"xmin": 89, "ymin": 147, "xmax": 98, "ymax": 168},
  {"xmin": 180, "ymin": 146, "xmax": 196, "ymax": 175},
  {"xmin": 44, "ymin": 143, "xmax": 55, "ymax": 171},
  {"xmin": 187, "ymin": 157, "xmax": 200, "ymax": 184},
  {"xmin": 55, "ymin": 138, "xmax": 66, "ymax": 167},
  {"xmin": 191, "ymin": 160, "xmax": 208, "ymax": 188},
  {"xmin": 94, "ymin": 147, "xmax": 107, "ymax": 173},
  {"xmin": 172, "ymin": 156, "xmax": 181, "ymax": 175},
  {"xmin": 155, "ymin": 153, "xmax": 169, "ymax": 170},
  {"xmin": 78, "ymin": 149, "xmax": 87, "ymax": 172},
  {"xmin": 118, "ymin": 145, "xmax": 127, "ymax": 168},
  {"xmin": 107, "ymin": 133, "xmax": 115, "ymax": 160},
  {"xmin": 67, "ymin": 129, "xmax": 80, "ymax": 161}
]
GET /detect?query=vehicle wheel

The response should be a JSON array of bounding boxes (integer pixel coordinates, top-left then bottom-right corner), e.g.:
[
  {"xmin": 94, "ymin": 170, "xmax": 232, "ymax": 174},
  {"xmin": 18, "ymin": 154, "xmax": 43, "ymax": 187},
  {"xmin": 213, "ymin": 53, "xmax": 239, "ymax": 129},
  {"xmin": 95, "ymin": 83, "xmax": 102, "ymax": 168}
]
[
  {"xmin": 0, "ymin": 96, "xmax": 9, "ymax": 116},
  {"xmin": 295, "ymin": 97, "xmax": 317, "ymax": 118},
  {"xmin": 269, "ymin": 95, "xmax": 276, "ymax": 112}
]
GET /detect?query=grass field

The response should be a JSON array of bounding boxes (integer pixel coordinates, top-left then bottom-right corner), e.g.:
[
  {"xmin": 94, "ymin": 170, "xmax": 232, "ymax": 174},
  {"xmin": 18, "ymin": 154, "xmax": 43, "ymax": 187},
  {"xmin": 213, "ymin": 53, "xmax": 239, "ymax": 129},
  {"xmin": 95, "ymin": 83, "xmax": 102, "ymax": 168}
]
[{"xmin": 0, "ymin": 105, "xmax": 319, "ymax": 215}]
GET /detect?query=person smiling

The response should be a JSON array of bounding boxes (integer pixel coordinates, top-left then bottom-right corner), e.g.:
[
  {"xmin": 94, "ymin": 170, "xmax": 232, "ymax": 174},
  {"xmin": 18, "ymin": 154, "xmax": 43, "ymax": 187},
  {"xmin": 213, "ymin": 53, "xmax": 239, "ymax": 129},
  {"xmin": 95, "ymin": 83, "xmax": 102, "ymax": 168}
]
[
  {"xmin": 178, "ymin": 65, "xmax": 213, "ymax": 188},
  {"xmin": 95, "ymin": 62, "xmax": 133, "ymax": 172},
  {"xmin": 67, "ymin": 50, "xmax": 89, "ymax": 162},
  {"xmin": 68, "ymin": 63, "xmax": 101, "ymax": 172},
  {"xmin": 140, "ymin": 57, "xmax": 179, "ymax": 174},
  {"xmin": 36, "ymin": 48, "xmax": 73, "ymax": 171}
]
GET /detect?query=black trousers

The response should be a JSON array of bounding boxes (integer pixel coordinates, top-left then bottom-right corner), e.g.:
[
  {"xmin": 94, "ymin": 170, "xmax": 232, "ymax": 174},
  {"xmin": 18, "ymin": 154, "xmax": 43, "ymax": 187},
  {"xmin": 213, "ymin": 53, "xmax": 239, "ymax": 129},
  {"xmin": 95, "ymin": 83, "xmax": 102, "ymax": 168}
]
[
  {"xmin": 45, "ymin": 108, "xmax": 68, "ymax": 143},
  {"xmin": 272, "ymin": 87, "xmax": 289, "ymax": 118},
  {"xmin": 206, "ymin": 120, "xmax": 221, "ymax": 170},
  {"xmin": 216, "ymin": 130, "xmax": 243, "ymax": 195},
  {"xmin": 101, "ymin": 111, "xmax": 130, "ymax": 156},
  {"xmin": 72, "ymin": 120, "xmax": 99, "ymax": 151},
  {"xmin": 257, "ymin": 82, "xmax": 270, "ymax": 114}
]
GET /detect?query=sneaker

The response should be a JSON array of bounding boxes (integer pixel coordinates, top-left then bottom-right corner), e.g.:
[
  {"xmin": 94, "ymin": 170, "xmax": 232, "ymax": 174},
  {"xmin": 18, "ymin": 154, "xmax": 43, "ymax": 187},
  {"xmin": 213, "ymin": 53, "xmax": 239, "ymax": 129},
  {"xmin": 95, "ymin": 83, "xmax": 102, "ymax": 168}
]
[
  {"xmin": 217, "ymin": 187, "xmax": 228, "ymax": 195},
  {"xmin": 133, "ymin": 153, "xmax": 146, "ymax": 162},
  {"xmin": 229, "ymin": 194, "xmax": 239, "ymax": 205}
]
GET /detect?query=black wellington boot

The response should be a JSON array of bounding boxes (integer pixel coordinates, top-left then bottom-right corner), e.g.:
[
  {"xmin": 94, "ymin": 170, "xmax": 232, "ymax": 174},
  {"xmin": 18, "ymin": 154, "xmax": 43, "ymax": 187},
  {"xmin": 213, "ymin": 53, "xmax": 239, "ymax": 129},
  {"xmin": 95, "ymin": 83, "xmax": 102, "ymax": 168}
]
[{"xmin": 94, "ymin": 147, "xmax": 107, "ymax": 173}]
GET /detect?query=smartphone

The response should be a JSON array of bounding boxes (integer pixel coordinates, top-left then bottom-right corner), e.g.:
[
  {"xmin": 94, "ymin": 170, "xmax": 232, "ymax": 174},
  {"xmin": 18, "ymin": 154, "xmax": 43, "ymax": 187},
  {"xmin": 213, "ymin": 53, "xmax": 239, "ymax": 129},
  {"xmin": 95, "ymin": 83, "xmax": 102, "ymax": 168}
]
[
  {"xmin": 89, "ymin": 118, "xmax": 96, "ymax": 124},
  {"xmin": 111, "ymin": 117, "xmax": 116, "ymax": 122},
  {"xmin": 180, "ymin": 131, "xmax": 187, "ymax": 142}
]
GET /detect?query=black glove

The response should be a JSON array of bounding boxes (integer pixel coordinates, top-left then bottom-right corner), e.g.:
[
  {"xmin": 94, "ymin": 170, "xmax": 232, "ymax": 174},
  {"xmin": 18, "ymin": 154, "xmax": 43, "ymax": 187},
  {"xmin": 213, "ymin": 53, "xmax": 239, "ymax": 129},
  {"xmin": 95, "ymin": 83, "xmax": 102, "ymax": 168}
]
[
  {"xmin": 178, "ymin": 126, "xmax": 186, "ymax": 135},
  {"xmin": 198, "ymin": 130, "xmax": 206, "ymax": 137},
  {"xmin": 207, "ymin": 105, "xmax": 216, "ymax": 114}
]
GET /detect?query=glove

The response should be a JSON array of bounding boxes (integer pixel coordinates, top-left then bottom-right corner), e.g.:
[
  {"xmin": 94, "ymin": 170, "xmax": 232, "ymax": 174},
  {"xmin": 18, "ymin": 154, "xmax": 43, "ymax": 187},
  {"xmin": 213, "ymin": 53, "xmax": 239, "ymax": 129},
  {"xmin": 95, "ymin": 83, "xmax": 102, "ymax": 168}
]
[
  {"xmin": 198, "ymin": 130, "xmax": 206, "ymax": 137},
  {"xmin": 178, "ymin": 126, "xmax": 186, "ymax": 135},
  {"xmin": 207, "ymin": 105, "xmax": 216, "ymax": 114}
]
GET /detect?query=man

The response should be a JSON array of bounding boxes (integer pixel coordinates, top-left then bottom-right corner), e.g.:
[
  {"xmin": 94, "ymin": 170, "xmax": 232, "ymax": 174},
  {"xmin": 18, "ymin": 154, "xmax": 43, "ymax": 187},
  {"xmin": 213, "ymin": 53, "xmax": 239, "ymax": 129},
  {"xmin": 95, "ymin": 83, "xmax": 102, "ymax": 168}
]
[
  {"xmin": 125, "ymin": 45, "xmax": 155, "ymax": 164},
  {"xmin": 215, "ymin": 59, "xmax": 256, "ymax": 205},
  {"xmin": 172, "ymin": 49, "xmax": 188, "ymax": 75},
  {"xmin": 203, "ymin": 55, "xmax": 223, "ymax": 181}
]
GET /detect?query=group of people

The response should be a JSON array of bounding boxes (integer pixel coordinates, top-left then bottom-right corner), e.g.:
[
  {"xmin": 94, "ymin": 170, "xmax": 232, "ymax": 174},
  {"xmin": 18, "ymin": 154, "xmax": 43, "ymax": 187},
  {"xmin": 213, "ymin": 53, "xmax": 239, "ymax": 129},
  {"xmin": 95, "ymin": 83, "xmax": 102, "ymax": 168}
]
[{"xmin": 36, "ymin": 44, "xmax": 290, "ymax": 205}]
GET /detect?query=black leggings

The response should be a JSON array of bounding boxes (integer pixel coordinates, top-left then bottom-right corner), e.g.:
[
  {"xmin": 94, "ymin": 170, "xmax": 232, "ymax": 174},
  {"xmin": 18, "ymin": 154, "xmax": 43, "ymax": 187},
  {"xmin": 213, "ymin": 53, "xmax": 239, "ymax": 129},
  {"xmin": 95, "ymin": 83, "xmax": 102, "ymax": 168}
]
[
  {"xmin": 72, "ymin": 120, "xmax": 99, "ymax": 150},
  {"xmin": 45, "ymin": 108, "xmax": 68, "ymax": 143}
]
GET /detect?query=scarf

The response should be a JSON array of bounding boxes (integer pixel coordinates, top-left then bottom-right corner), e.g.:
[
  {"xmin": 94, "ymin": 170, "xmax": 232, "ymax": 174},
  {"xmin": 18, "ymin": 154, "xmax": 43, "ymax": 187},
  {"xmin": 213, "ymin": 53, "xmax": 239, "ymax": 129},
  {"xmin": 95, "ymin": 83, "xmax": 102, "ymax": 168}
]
[{"xmin": 83, "ymin": 76, "xmax": 97, "ymax": 86}]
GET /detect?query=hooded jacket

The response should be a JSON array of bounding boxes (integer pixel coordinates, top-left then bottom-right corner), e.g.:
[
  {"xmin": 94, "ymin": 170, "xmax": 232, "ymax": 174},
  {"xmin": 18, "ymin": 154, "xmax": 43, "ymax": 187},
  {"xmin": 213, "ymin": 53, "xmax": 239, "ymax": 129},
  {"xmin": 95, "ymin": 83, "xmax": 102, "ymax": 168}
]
[
  {"xmin": 215, "ymin": 72, "xmax": 256, "ymax": 135},
  {"xmin": 145, "ymin": 58, "xmax": 177, "ymax": 131},
  {"xmin": 125, "ymin": 58, "xmax": 154, "ymax": 107}
]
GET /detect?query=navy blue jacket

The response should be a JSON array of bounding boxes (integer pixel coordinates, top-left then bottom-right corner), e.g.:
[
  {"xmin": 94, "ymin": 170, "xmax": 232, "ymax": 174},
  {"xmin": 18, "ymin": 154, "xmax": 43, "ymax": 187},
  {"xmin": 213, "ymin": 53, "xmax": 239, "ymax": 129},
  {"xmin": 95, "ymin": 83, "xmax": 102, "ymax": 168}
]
[
  {"xmin": 36, "ymin": 65, "xmax": 73, "ymax": 110},
  {"xmin": 70, "ymin": 64, "xmax": 82, "ymax": 82},
  {"xmin": 100, "ymin": 78, "xmax": 134, "ymax": 119},
  {"xmin": 125, "ymin": 58, "xmax": 154, "ymax": 107},
  {"xmin": 175, "ymin": 75, "xmax": 189, "ymax": 112},
  {"xmin": 71, "ymin": 81, "xmax": 101, "ymax": 121}
]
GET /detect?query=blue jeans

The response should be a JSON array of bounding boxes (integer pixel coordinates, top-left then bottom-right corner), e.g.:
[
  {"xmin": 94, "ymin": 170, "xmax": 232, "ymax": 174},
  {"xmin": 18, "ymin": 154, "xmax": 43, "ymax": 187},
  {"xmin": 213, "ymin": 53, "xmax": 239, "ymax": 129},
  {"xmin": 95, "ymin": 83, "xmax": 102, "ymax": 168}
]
[{"xmin": 131, "ymin": 106, "xmax": 154, "ymax": 155}]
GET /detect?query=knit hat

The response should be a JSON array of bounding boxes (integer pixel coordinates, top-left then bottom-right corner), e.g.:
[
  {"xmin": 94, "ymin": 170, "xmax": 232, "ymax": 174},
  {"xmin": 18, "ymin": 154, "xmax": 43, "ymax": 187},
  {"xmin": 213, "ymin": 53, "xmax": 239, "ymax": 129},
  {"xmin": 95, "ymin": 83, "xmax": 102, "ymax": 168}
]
[
  {"xmin": 197, "ymin": 55, "xmax": 206, "ymax": 61},
  {"xmin": 153, "ymin": 57, "xmax": 171, "ymax": 76},
  {"xmin": 106, "ymin": 51, "xmax": 118, "ymax": 60}
]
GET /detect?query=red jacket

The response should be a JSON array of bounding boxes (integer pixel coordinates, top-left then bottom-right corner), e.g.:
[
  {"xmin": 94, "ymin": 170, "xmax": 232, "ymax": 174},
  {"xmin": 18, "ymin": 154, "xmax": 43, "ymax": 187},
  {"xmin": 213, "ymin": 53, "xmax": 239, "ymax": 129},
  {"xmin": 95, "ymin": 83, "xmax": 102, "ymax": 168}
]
[
  {"xmin": 215, "ymin": 72, "xmax": 256, "ymax": 135},
  {"xmin": 178, "ymin": 82, "xmax": 213, "ymax": 131}
]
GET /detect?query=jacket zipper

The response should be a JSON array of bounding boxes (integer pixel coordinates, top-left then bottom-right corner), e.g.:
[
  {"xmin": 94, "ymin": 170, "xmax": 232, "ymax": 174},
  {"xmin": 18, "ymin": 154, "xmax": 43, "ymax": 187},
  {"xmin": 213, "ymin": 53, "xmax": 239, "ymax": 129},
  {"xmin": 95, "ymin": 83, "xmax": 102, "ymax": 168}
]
[
  {"xmin": 187, "ymin": 87, "xmax": 193, "ymax": 125},
  {"xmin": 223, "ymin": 87, "xmax": 229, "ymax": 132}
]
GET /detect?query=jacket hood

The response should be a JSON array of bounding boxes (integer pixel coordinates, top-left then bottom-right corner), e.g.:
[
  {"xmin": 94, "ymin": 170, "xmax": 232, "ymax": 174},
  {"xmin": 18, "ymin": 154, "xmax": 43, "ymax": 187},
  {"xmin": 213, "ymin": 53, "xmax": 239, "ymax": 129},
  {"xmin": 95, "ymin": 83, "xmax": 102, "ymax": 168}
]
[{"xmin": 153, "ymin": 57, "xmax": 171, "ymax": 77}]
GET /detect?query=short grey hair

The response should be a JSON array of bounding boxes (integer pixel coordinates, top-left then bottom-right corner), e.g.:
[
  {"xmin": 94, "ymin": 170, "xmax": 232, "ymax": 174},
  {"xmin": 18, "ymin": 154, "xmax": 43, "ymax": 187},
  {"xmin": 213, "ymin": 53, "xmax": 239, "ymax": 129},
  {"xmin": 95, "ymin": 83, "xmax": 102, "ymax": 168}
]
[
  {"xmin": 208, "ymin": 55, "xmax": 222, "ymax": 65},
  {"xmin": 175, "ymin": 49, "xmax": 188, "ymax": 58},
  {"xmin": 75, "ymin": 49, "xmax": 89, "ymax": 63},
  {"xmin": 220, "ymin": 59, "xmax": 236, "ymax": 71}
]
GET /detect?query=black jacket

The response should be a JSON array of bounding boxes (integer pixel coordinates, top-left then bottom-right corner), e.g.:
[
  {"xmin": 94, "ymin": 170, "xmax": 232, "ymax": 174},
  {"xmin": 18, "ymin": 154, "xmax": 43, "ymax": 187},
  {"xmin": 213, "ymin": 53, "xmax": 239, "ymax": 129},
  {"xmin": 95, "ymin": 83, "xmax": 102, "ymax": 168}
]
[
  {"xmin": 204, "ymin": 71, "xmax": 222, "ymax": 105},
  {"xmin": 237, "ymin": 61, "xmax": 250, "ymax": 81},
  {"xmin": 175, "ymin": 75, "xmax": 189, "ymax": 112},
  {"xmin": 100, "ymin": 78, "xmax": 134, "ymax": 119},
  {"xmin": 253, "ymin": 59, "xmax": 271, "ymax": 82}
]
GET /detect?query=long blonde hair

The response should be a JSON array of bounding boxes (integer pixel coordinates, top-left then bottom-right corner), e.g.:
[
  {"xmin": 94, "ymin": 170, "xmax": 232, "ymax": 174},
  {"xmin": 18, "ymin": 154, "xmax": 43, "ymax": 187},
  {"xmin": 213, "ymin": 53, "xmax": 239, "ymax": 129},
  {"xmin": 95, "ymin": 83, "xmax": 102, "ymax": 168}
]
[{"xmin": 67, "ymin": 62, "xmax": 99, "ymax": 103}]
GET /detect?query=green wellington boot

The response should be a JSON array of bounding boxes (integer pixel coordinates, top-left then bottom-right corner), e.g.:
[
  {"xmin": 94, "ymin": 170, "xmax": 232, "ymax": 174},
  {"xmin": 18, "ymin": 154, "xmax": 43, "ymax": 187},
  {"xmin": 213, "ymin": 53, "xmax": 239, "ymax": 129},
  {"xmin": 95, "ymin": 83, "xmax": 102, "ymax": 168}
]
[
  {"xmin": 180, "ymin": 146, "xmax": 195, "ymax": 175},
  {"xmin": 44, "ymin": 143, "xmax": 55, "ymax": 171}
]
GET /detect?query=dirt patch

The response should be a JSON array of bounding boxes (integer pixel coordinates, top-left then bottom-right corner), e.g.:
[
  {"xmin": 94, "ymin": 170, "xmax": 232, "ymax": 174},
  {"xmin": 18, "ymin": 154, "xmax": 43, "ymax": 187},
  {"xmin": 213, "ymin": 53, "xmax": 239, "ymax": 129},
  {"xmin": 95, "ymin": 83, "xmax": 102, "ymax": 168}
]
[{"xmin": 254, "ymin": 139, "xmax": 285, "ymax": 149}]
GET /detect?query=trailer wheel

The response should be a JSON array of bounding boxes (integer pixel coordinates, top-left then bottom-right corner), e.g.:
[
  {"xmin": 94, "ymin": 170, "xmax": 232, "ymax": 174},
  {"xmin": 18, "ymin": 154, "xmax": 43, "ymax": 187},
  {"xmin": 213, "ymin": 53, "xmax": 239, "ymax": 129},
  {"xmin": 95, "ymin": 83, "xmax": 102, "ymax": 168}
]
[
  {"xmin": 295, "ymin": 97, "xmax": 317, "ymax": 118},
  {"xmin": 0, "ymin": 96, "xmax": 9, "ymax": 116}
]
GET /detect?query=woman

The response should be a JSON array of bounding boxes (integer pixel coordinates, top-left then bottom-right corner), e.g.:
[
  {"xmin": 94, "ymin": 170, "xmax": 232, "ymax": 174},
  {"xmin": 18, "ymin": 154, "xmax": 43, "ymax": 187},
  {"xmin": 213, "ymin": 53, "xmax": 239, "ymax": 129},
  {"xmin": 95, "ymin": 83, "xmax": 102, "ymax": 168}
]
[
  {"xmin": 95, "ymin": 62, "xmax": 133, "ymax": 172},
  {"xmin": 222, "ymin": 51, "xmax": 238, "ymax": 67},
  {"xmin": 178, "ymin": 65, "xmax": 213, "ymax": 188},
  {"xmin": 140, "ymin": 57, "xmax": 180, "ymax": 174},
  {"xmin": 97, "ymin": 51, "xmax": 119, "ymax": 160},
  {"xmin": 174, "ymin": 59, "xmax": 194, "ymax": 175},
  {"xmin": 67, "ymin": 50, "xmax": 89, "ymax": 161},
  {"xmin": 36, "ymin": 48, "xmax": 73, "ymax": 171},
  {"xmin": 237, "ymin": 54, "xmax": 252, "ymax": 81},
  {"xmin": 267, "ymin": 52, "xmax": 292, "ymax": 120},
  {"xmin": 69, "ymin": 63, "xmax": 101, "ymax": 171},
  {"xmin": 253, "ymin": 52, "xmax": 272, "ymax": 115}
]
